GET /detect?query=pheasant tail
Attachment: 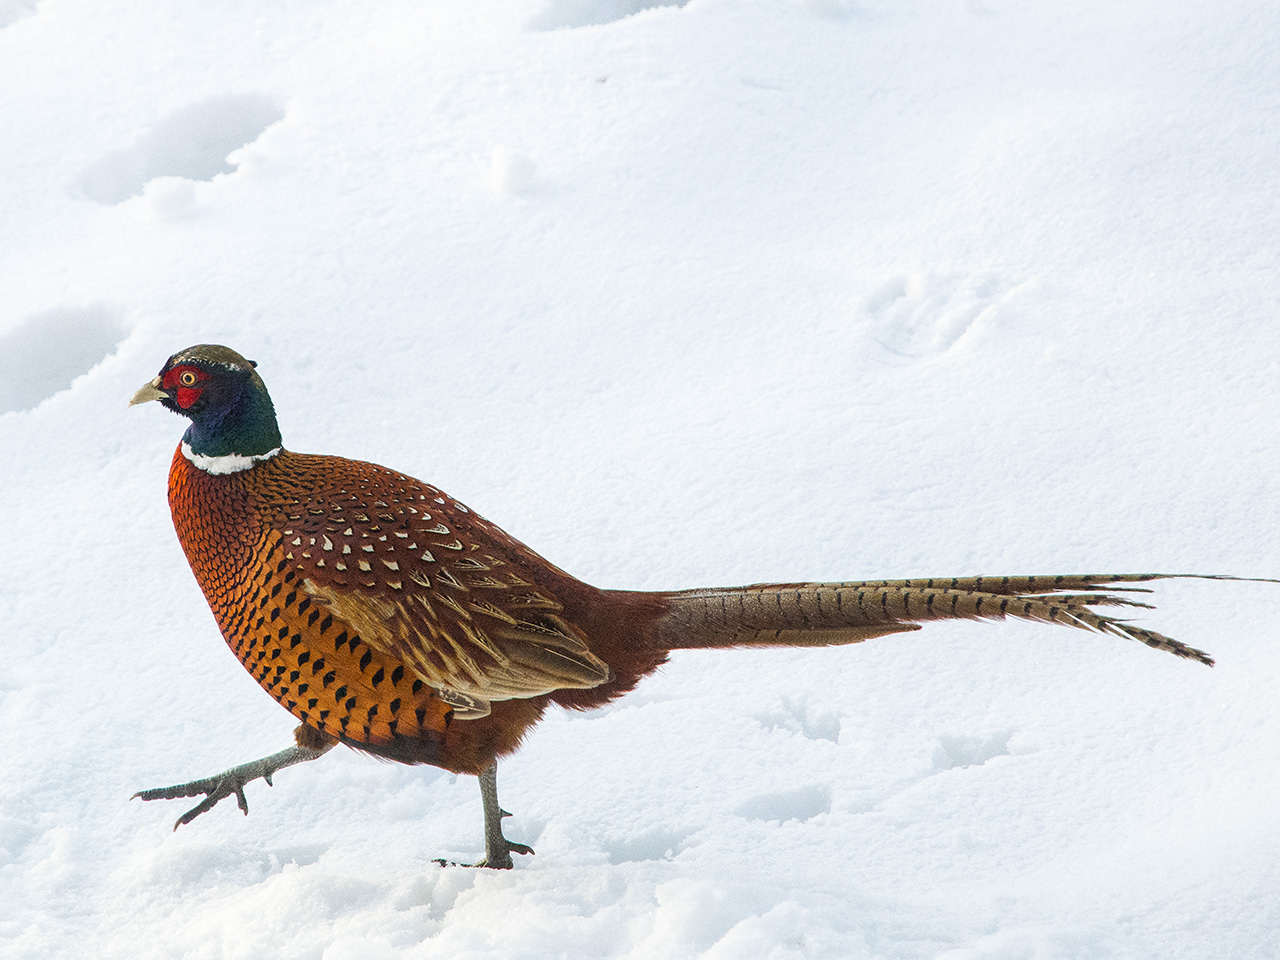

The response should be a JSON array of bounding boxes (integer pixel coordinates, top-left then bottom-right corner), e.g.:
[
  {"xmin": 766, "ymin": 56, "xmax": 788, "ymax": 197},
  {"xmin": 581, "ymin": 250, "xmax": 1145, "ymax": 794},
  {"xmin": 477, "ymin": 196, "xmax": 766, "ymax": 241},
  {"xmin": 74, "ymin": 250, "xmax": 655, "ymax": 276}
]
[{"xmin": 653, "ymin": 573, "xmax": 1216, "ymax": 666}]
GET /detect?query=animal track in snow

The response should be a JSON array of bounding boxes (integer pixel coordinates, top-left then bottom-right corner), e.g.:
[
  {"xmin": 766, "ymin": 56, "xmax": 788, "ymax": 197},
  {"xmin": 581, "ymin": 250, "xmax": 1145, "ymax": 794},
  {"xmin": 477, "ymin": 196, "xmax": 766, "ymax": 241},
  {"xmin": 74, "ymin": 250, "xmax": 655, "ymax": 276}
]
[
  {"xmin": 527, "ymin": 0, "xmax": 689, "ymax": 30},
  {"xmin": 604, "ymin": 826, "xmax": 688, "ymax": 863},
  {"xmin": 76, "ymin": 94, "xmax": 284, "ymax": 205},
  {"xmin": 0, "ymin": 814, "xmax": 36, "ymax": 864},
  {"xmin": 0, "ymin": 307, "xmax": 127, "ymax": 414},
  {"xmin": 794, "ymin": 0, "xmax": 860, "ymax": 18},
  {"xmin": 490, "ymin": 147, "xmax": 537, "ymax": 196},
  {"xmin": 931, "ymin": 731, "xmax": 1012, "ymax": 772},
  {"xmin": 859, "ymin": 271, "xmax": 1013, "ymax": 362},
  {"xmin": 752, "ymin": 694, "xmax": 841, "ymax": 743},
  {"xmin": 735, "ymin": 783, "xmax": 831, "ymax": 823},
  {"xmin": 0, "ymin": 0, "xmax": 37, "ymax": 29}
]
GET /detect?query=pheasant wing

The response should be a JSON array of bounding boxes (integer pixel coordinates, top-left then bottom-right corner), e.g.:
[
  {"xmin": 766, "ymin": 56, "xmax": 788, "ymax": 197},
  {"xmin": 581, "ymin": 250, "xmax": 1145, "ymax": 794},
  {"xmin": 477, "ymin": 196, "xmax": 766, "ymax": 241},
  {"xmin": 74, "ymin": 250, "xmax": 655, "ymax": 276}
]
[{"xmin": 258, "ymin": 454, "xmax": 610, "ymax": 708}]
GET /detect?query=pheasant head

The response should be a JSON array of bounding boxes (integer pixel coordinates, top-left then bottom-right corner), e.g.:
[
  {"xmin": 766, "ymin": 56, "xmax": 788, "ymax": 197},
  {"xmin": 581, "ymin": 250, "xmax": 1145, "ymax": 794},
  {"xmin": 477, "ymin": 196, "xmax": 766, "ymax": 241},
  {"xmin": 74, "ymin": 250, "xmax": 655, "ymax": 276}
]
[{"xmin": 130, "ymin": 344, "xmax": 282, "ymax": 471}]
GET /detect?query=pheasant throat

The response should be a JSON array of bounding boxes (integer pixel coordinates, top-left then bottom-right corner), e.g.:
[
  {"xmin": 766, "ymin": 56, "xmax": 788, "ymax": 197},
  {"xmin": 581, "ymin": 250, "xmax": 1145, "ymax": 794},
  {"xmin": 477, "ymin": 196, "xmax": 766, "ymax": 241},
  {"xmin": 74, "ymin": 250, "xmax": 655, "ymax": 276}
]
[{"xmin": 181, "ymin": 441, "xmax": 282, "ymax": 475}]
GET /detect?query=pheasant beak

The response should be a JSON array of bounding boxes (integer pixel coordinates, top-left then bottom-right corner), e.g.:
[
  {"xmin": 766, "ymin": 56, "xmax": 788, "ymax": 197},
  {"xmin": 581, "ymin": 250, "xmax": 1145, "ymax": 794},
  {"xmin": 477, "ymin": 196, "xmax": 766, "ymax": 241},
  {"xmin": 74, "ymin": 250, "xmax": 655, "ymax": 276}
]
[{"xmin": 130, "ymin": 376, "xmax": 167, "ymax": 407}]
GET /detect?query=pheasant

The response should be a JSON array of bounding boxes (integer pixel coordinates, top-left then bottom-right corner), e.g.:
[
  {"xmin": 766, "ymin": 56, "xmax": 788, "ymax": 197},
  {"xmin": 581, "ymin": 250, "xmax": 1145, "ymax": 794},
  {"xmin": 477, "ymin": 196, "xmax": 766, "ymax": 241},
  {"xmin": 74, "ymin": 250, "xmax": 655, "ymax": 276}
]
[{"xmin": 132, "ymin": 344, "xmax": 1223, "ymax": 868}]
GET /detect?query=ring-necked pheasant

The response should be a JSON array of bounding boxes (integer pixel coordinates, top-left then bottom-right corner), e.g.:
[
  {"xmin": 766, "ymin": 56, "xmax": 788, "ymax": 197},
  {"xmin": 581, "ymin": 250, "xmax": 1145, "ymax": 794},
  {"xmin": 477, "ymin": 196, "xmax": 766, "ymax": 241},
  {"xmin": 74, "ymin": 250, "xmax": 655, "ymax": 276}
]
[{"xmin": 132, "ymin": 344, "xmax": 1225, "ymax": 868}]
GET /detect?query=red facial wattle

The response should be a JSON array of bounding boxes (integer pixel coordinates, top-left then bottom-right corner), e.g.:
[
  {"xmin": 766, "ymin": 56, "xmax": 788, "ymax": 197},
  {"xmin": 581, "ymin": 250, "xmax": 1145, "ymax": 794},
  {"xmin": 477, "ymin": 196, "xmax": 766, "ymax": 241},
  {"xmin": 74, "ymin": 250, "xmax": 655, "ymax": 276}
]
[{"xmin": 162, "ymin": 364, "xmax": 209, "ymax": 409}]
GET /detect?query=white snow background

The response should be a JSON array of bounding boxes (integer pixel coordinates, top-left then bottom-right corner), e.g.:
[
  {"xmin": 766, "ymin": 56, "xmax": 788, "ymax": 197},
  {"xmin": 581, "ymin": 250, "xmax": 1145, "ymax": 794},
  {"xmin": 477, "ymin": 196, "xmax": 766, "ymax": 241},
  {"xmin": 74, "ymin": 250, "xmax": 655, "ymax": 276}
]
[{"xmin": 2, "ymin": 0, "xmax": 1278, "ymax": 957}]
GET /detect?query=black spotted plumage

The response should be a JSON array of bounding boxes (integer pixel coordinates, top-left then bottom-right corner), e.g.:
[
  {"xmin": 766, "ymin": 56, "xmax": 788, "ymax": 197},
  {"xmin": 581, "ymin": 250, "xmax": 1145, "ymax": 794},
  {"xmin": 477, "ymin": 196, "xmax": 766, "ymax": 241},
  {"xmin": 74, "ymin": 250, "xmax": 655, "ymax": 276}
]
[{"xmin": 132, "ymin": 344, "xmax": 1224, "ymax": 867}]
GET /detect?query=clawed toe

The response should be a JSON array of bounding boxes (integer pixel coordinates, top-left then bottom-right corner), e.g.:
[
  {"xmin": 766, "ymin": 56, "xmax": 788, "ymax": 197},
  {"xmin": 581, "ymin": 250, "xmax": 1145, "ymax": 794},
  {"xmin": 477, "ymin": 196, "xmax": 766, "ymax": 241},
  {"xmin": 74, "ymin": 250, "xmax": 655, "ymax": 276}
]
[
  {"xmin": 433, "ymin": 842, "xmax": 534, "ymax": 870},
  {"xmin": 133, "ymin": 743, "xmax": 332, "ymax": 831},
  {"xmin": 432, "ymin": 836, "xmax": 535, "ymax": 870},
  {"xmin": 134, "ymin": 772, "xmax": 258, "ymax": 831}
]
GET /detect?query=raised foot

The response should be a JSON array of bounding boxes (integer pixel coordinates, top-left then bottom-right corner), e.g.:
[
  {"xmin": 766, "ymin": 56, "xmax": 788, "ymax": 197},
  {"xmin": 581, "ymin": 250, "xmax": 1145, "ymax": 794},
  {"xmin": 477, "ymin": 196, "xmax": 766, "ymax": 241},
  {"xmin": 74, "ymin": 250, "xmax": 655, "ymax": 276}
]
[{"xmin": 132, "ymin": 743, "xmax": 332, "ymax": 831}]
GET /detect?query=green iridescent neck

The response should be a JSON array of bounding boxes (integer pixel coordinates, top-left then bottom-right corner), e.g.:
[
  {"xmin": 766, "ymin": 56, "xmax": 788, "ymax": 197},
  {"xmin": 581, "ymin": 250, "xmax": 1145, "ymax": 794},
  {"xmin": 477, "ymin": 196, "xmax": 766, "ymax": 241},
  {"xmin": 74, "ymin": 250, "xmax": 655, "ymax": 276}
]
[{"xmin": 182, "ymin": 371, "xmax": 282, "ymax": 459}]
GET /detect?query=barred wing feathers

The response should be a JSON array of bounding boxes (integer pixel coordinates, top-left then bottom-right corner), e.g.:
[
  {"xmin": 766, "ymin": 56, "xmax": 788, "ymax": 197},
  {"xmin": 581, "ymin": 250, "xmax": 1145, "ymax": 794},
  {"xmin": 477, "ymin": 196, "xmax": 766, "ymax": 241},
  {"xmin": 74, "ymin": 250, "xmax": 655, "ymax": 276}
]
[{"xmin": 254, "ymin": 453, "xmax": 610, "ymax": 718}]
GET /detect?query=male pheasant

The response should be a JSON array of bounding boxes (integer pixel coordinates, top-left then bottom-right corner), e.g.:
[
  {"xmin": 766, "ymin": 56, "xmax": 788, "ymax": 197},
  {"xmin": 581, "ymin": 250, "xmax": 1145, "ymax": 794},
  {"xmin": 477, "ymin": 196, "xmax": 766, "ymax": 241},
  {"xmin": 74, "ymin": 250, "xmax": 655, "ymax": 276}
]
[{"xmin": 132, "ymin": 344, "xmax": 1221, "ymax": 868}]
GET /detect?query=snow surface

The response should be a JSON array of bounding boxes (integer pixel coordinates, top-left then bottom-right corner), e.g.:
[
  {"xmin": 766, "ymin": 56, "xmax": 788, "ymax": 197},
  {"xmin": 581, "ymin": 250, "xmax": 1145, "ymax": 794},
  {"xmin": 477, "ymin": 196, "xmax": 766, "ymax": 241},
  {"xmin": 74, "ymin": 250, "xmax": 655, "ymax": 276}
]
[{"xmin": 3, "ymin": 0, "xmax": 1279, "ymax": 957}]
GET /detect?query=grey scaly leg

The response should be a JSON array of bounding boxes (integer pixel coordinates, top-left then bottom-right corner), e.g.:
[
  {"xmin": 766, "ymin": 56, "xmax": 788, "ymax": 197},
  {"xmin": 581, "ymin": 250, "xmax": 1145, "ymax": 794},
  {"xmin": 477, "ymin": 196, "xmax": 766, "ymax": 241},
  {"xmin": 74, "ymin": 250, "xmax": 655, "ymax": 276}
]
[{"xmin": 436, "ymin": 761, "xmax": 535, "ymax": 869}]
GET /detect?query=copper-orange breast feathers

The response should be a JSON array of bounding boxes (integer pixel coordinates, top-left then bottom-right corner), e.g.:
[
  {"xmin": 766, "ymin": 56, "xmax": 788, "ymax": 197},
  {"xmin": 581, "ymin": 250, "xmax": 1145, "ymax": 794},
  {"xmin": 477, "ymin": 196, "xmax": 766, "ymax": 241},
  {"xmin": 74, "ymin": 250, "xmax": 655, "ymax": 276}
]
[{"xmin": 169, "ymin": 448, "xmax": 611, "ymax": 734}]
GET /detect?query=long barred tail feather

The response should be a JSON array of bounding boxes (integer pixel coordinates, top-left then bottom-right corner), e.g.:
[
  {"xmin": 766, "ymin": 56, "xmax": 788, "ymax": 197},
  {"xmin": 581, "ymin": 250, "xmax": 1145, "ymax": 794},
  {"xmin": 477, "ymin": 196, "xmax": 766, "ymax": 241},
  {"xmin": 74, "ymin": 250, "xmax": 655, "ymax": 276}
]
[
  {"xmin": 651, "ymin": 574, "xmax": 1273, "ymax": 667},
  {"xmin": 809, "ymin": 572, "xmax": 1277, "ymax": 598}
]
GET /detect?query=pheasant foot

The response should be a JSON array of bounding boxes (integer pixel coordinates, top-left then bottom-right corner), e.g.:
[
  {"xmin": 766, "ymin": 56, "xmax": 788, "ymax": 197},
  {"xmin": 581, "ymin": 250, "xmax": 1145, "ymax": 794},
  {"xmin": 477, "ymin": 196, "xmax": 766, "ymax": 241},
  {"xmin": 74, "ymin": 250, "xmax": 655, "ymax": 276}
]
[
  {"xmin": 434, "ymin": 761, "xmax": 534, "ymax": 869},
  {"xmin": 133, "ymin": 741, "xmax": 334, "ymax": 831}
]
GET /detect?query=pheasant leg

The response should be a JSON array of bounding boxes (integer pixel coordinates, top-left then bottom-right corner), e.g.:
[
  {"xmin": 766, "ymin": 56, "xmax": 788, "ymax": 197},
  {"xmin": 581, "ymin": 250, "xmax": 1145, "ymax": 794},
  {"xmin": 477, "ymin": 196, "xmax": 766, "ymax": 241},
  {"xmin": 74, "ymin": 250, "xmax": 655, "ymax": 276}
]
[
  {"xmin": 133, "ymin": 735, "xmax": 334, "ymax": 831},
  {"xmin": 435, "ymin": 761, "xmax": 535, "ymax": 869}
]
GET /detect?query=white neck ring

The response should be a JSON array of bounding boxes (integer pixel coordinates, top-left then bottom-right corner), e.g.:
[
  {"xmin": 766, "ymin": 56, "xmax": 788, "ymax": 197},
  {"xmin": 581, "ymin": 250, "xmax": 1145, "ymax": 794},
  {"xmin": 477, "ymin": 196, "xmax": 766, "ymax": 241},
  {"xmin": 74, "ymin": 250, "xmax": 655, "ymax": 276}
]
[{"xmin": 181, "ymin": 442, "xmax": 282, "ymax": 475}]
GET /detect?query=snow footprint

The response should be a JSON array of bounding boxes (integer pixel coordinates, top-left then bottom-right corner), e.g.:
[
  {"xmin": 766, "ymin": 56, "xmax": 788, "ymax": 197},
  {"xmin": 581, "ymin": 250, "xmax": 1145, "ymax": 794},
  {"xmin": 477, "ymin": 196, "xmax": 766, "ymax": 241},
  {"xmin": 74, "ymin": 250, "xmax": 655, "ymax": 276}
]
[
  {"xmin": 735, "ymin": 783, "xmax": 831, "ymax": 823},
  {"xmin": 0, "ymin": 307, "xmax": 127, "ymax": 414},
  {"xmin": 931, "ymin": 731, "xmax": 1013, "ymax": 772},
  {"xmin": 751, "ymin": 693, "xmax": 841, "ymax": 743},
  {"xmin": 0, "ymin": 0, "xmax": 37, "ymax": 29},
  {"xmin": 860, "ymin": 271, "xmax": 1013, "ymax": 362},
  {"xmin": 75, "ymin": 94, "xmax": 284, "ymax": 206},
  {"xmin": 528, "ymin": 0, "xmax": 689, "ymax": 30},
  {"xmin": 838, "ymin": 731, "xmax": 1019, "ymax": 817},
  {"xmin": 604, "ymin": 826, "xmax": 689, "ymax": 864},
  {"xmin": 0, "ymin": 814, "xmax": 37, "ymax": 865}
]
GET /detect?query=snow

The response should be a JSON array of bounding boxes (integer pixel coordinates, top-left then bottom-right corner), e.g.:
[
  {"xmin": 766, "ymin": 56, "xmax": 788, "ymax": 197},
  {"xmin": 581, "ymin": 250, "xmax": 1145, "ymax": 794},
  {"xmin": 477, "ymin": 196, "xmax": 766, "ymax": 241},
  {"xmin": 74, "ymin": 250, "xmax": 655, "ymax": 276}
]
[
  {"xmin": 490, "ymin": 148, "xmax": 539, "ymax": 196},
  {"xmin": 2, "ymin": 0, "xmax": 1279, "ymax": 957}
]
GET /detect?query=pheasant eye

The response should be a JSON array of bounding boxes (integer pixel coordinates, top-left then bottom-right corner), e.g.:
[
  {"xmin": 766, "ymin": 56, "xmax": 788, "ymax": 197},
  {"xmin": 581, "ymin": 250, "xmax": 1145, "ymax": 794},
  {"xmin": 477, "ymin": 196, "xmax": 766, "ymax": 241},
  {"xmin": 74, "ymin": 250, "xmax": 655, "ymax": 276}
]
[{"xmin": 179, "ymin": 371, "xmax": 199, "ymax": 387}]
